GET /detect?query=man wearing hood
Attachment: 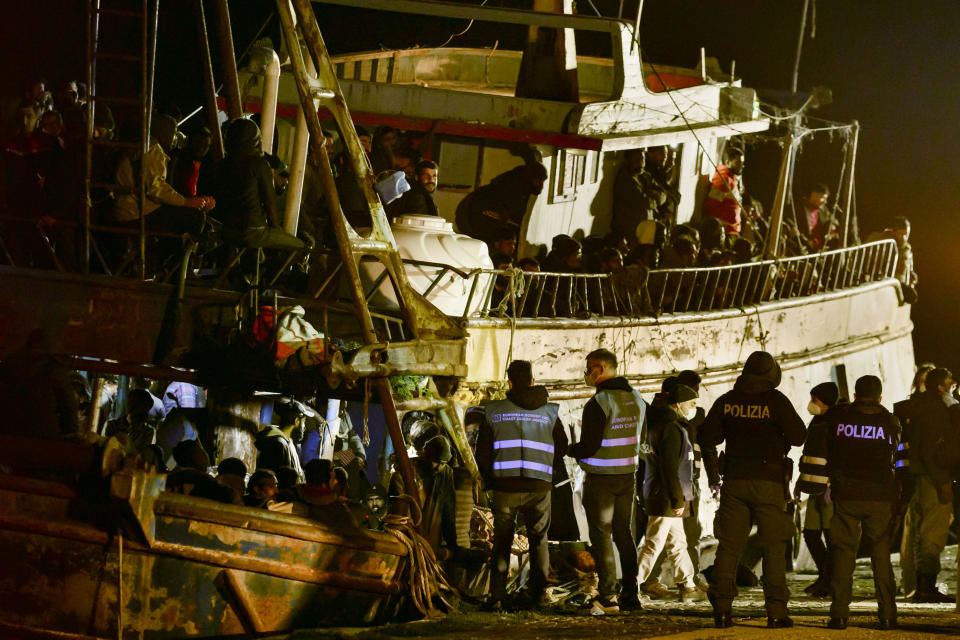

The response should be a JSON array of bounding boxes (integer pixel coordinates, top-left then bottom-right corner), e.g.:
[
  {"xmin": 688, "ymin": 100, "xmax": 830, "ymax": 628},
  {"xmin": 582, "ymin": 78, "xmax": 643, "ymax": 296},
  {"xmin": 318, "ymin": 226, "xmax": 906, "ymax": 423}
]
[
  {"xmin": 255, "ymin": 424, "xmax": 303, "ymax": 480},
  {"xmin": 901, "ymin": 367, "xmax": 955, "ymax": 603},
  {"xmin": 569, "ymin": 348, "xmax": 646, "ymax": 614},
  {"xmin": 795, "ymin": 382, "xmax": 841, "ymax": 598},
  {"xmin": 635, "ymin": 377, "xmax": 701, "ymax": 601},
  {"xmin": 476, "ymin": 360, "xmax": 568, "ymax": 610},
  {"xmin": 212, "ymin": 118, "xmax": 304, "ymax": 250},
  {"xmin": 699, "ymin": 350, "xmax": 805, "ymax": 628},
  {"xmin": 817, "ymin": 376, "xmax": 902, "ymax": 630}
]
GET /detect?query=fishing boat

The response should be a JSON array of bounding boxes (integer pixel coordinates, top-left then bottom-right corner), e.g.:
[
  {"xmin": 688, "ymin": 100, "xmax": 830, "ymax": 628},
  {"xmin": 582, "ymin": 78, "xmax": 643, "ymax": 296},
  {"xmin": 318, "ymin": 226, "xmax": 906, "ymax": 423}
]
[{"xmin": 0, "ymin": 0, "xmax": 914, "ymax": 636}]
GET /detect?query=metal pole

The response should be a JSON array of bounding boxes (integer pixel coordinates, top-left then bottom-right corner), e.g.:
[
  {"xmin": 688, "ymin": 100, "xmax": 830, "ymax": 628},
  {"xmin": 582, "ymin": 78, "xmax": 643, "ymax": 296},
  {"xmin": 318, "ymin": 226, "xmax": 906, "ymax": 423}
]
[
  {"xmin": 763, "ymin": 133, "xmax": 796, "ymax": 260},
  {"xmin": 277, "ymin": 0, "xmax": 421, "ymax": 511},
  {"xmin": 138, "ymin": 0, "xmax": 150, "ymax": 280},
  {"xmin": 212, "ymin": 0, "xmax": 243, "ymax": 120},
  {"xmin": 84, "ymin": 0, "xmax": 100, "ymax": 275},
  {"xmin": 840, "ymin": 121, "xmax": 860, "ymax": 247},
  {"xmin": 790, "ymin": 0, "xmax": 810, "ymax": 98},
  {"xmin": 195, "ymin": 0, "xmax": 225, "ymax": 161}
]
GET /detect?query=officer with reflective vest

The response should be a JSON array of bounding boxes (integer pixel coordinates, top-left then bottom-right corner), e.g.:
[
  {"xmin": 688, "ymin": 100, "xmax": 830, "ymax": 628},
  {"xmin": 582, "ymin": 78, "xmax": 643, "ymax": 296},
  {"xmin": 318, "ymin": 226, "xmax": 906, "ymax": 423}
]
[
  {"xmin": 569, "ymin": 348, "xmax": 646, "ymax": 614},
  {"xmin": 795, "ymin": 381, "xmax": 841, "ymax": 598},
  {"xmin": 475, "ymin": 360, "xmax": 568, "ymax": 610},
  {"xmin": 812, "ymin": 375, "xmax": 901, "ymax": 630},
  {"xmin": 699, "ymin": 351, "xmax": 806, "ymax": 628}
]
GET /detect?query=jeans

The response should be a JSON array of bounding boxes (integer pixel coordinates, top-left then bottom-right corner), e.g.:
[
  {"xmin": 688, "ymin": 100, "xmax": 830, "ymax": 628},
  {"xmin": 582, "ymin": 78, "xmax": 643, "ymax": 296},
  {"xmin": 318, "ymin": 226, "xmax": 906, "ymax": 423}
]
[{"xmin": 582, "ymin": 473, "xmax": 638, "ymax": 598}]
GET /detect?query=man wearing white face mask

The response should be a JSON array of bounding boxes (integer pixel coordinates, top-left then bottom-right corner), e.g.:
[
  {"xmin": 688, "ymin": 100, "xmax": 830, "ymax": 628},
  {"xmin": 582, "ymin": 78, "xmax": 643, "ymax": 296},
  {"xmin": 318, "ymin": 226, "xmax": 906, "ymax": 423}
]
[
  {"xmin": 636, "ymin": 377, "xmax": 702, "ymax": 601},
  {"xmin": 795, "ymin": 382, "xmax": 841, "ymax": 598}
]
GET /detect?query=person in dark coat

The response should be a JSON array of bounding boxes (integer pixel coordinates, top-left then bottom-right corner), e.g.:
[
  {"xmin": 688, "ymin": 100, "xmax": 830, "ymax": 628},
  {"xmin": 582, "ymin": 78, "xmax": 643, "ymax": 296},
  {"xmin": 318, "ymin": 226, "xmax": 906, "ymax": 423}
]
[
  {"xmin": 391, "ymin": 160, "xmax": 439, "ymax": 219},
  {"xmin": 254, "ymin": 425, "xmax": 301, "ymax": 476},
  {"xmin": 900, "ymin": 367, "xmax": 955, "ymax": 602},
  {"xmin": 636, "ymin": 379, "xmax": 703, "ymax": 601},
  {"xmin": 454, "ymin": 163, "xmax": 547, "ymax": 244},
  {"xmin": 212, "ymin": 118, "xmax": 304, "ymax": 250},
  {"xmin": 165, "ymin": 440, "xmax": 234, "ymax": 503},
  {"xmin": 699, "ymin": 350, "xmax": 806, "ymax": 628},
  {"xmin": 794, "ymin": 382, "xmax": 841, "ymax": 598}
]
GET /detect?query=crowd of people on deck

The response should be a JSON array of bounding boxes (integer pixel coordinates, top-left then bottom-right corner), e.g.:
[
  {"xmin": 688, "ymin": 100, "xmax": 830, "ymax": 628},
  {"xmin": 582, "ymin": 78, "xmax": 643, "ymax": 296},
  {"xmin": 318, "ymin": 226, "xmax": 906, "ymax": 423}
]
[
  {"xmin": 3, "ymin": 330, "xmax": 959, "ymax": 630},
  {"xmin": 2, "ymin": 77, "xmax": 919, "ymax": 312}
]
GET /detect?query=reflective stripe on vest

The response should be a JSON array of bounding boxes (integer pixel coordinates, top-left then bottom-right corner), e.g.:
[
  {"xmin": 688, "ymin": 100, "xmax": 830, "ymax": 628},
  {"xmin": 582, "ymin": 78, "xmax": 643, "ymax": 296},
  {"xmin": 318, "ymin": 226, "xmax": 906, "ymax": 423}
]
[
  {"xmin": 486, "ymin": 399, "xmax": 558, "ymax": 483},
  {"xmin": 580, "ymin": 389, "xmax": 646, "ymax": 475}
]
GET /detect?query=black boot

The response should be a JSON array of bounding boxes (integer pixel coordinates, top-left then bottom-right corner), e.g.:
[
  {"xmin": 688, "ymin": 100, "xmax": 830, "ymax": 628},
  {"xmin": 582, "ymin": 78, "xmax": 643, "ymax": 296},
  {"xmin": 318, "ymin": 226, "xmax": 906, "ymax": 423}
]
[
  {"xmin": 916, "ymin": 572, "xmax": 953, "ymax": 603},
  {"xmin": 827, "ymin": 617, "xmax": 847, "ymax": 629}
]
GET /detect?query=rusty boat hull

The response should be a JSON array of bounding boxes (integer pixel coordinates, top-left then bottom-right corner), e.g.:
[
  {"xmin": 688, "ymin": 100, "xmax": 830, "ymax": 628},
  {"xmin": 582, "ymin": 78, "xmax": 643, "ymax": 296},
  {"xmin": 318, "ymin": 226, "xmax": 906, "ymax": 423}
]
[{"xmin": 0, "ymin": 440, "xmax": 409, "ymax": 638}]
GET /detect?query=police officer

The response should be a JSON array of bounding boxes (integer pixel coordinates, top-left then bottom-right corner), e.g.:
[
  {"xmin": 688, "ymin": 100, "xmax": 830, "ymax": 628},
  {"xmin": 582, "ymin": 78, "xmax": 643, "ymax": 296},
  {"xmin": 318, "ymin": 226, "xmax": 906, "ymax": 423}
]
[
  {"xmin": 795, "ymin": 381, "xmax": 841, "ymax": 598},
  {"xmin": 816, "ymin": 375, "xmax": 901, "ymax": 629},
  {"xmin": 699, "ymin": 351, "xmax": 806, "ymax": 628},
  {"xmin": 475, "ymin": 360, "xmax": 568, "ymax": 610},
  {"xmin": 569, "ymin": 348, "xmax": 646, "ymax": 614}
]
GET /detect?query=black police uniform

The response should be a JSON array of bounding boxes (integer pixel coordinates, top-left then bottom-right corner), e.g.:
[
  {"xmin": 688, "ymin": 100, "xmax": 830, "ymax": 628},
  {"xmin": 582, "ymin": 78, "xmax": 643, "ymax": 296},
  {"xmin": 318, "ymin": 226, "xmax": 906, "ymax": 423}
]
[
  {"xmin": 821, "ymin": 399, "xmax": 901, "ymax": 627},
  {"xmin": 699, "ymin": 352, "xmax": 806, "ymax": 625}
]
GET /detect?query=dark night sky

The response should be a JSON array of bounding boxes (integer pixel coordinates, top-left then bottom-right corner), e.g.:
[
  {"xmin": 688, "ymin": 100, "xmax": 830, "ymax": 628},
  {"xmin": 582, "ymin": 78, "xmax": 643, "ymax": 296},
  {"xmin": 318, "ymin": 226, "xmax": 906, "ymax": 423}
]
[{"xmin": 5, "ymin": 0, "xmax": 960, "ymax": 371}]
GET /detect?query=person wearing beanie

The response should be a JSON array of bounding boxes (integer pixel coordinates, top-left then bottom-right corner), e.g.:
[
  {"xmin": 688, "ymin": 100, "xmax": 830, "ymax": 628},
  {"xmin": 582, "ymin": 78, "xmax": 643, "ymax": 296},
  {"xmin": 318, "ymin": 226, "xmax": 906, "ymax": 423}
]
[
  {"xmin": 795, "ymin": 381, "xmax": 841, "ymax": 598},
  {"xmin": 636, "ymin": 380, "xmax": 703, "ymax": 602},
  {"xmin": 387, "ymin": 434, "xmax": 458, "ymax": 560},
  {"xmin": 641, "ymin": 371, "xmax": 713, "ymax": 599},
  {"xmin": 699, "ymin": 350, "xmax": 806, "ymax": 629},
  {"xmin": 475, "ymin": 359, "xmax": 568, "ymax": 611},
  {"xmin": 816, "ymin": 375, "xmax": 902, "ymax": 630}
]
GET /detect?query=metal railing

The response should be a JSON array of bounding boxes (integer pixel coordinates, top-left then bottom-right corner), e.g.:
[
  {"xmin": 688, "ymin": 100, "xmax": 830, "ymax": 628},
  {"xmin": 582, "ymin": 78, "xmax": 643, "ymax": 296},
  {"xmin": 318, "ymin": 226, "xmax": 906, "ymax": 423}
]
[
  {"xmin": 408, "ymin": 239, "xmax": 900, "ymax": 320},
  {"xmin": 0, "ymin": 214, "xmax": 899, "ymax": 323}
]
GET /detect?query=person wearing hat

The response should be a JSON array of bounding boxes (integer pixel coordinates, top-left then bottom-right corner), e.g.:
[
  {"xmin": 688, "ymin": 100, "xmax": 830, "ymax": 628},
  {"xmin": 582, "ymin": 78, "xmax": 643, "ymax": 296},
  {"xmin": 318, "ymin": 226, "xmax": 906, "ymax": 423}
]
[
  {"xmin": 387, "ymin": 434, "xmax": 458, "ymax": 559},
  {"xmin": 636, "ymin": 377, "xmax": 702, "ymax": 602},
  {"xmin": 475, "ymin": 360, "xmax": 568, "ymax": 611},
  {"xmin": 699, "ymin": 350, "xmax": 806, "ymax": 628},
  {"xmin": 795, "ymin": 381, "xmax": 841, "ymax": 598},
  {"xmin": 817, "ymin": 375, "xmax": 902, "ymax": 630},
  {"xmin": 641, "ymin": 370, "xmax": 713, "ymax": 599}
]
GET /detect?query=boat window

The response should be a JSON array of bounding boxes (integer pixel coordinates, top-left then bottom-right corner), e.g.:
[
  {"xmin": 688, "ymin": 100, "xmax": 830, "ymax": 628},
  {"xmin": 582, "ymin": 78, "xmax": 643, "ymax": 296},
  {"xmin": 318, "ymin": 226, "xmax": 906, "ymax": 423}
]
[
  {"xmin": 437, "ymin": 139, "xmax": 482, "ymax": 190},
  {"xmin": 549, "ymin": 149, "xmax": 598, "ymax": 203}
]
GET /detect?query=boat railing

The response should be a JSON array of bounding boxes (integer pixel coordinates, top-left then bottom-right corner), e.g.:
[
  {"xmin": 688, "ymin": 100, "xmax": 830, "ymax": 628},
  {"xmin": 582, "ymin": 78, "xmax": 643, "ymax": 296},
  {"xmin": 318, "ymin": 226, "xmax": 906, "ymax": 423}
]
[
  {"xmin": 406, "ymin": 239, "xmax": 900, "ymax": 321},
  {"xmin": 0, "ymin": 212, "xmax": 898, "ymax": 322}
]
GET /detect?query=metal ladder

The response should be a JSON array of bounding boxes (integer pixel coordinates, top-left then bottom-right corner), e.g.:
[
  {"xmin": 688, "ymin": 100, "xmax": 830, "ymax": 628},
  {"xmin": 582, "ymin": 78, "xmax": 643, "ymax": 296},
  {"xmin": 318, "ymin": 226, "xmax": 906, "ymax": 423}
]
[
  {"xmin": 84, "ymin": 0, "xmax": 158, "ymax": 278},
  {"xmin": 275, "ymin": 0, "xmax": 467, "ymax": 507}
]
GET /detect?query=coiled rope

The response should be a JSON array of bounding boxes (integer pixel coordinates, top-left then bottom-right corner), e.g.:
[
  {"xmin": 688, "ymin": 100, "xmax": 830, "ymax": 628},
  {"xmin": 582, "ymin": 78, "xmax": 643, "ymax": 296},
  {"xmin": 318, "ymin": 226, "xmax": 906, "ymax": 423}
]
[{"xmin": 381, "ymin": 494, "xmax": 459, "ymax": 618}]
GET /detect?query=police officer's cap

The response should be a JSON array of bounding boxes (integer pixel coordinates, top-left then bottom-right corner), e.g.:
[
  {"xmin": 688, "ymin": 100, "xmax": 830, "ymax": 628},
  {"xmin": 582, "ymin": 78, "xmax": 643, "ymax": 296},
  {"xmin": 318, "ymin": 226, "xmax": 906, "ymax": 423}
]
[{"xmin": 810, "ymin": 382, "xmax": 839, "ymax": 407}]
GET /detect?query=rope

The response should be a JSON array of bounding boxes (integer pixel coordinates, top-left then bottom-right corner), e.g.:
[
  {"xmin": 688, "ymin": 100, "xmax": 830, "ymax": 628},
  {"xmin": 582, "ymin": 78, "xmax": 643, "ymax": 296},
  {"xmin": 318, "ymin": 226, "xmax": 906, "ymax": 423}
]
[
  {"xmin": 362, "ymin": 379, "xmax": 371, "ymax": 447},
  {"xmin": 382, "ymin": 494, "xmax": 459, "ymax": 617}
]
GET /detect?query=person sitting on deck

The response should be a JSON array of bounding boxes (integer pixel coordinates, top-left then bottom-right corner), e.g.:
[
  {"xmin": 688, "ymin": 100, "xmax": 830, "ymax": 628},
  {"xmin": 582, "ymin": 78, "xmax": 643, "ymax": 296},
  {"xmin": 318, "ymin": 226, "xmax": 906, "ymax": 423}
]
[
  {"xmin": 113, "ymin": 113, "xmax": 215, "ymax": 235},
  {"xmin": 211, "ymin": 118, "xmax": 304, "ymax": 250},
  {"xmin": 165, "ymin": 440, "xmax": 234, "ymax": 503},
  {"xmin": 454, "ymin": 162, "xmax": 547, "ymax": 245},
  {"xmin": 388, "ymin": 435, "xmax": 459, "ymax": 559},
  {"xmin": 245, "ymin": 469, "xmax": 280, "ymax": 508},
  {"xmin": 391, "ymin": 160, "xmax": 439, "ymax": 220},
  {"xmin": 702, "ymin": 147, "xmax": 744, "ymax": 237}
]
